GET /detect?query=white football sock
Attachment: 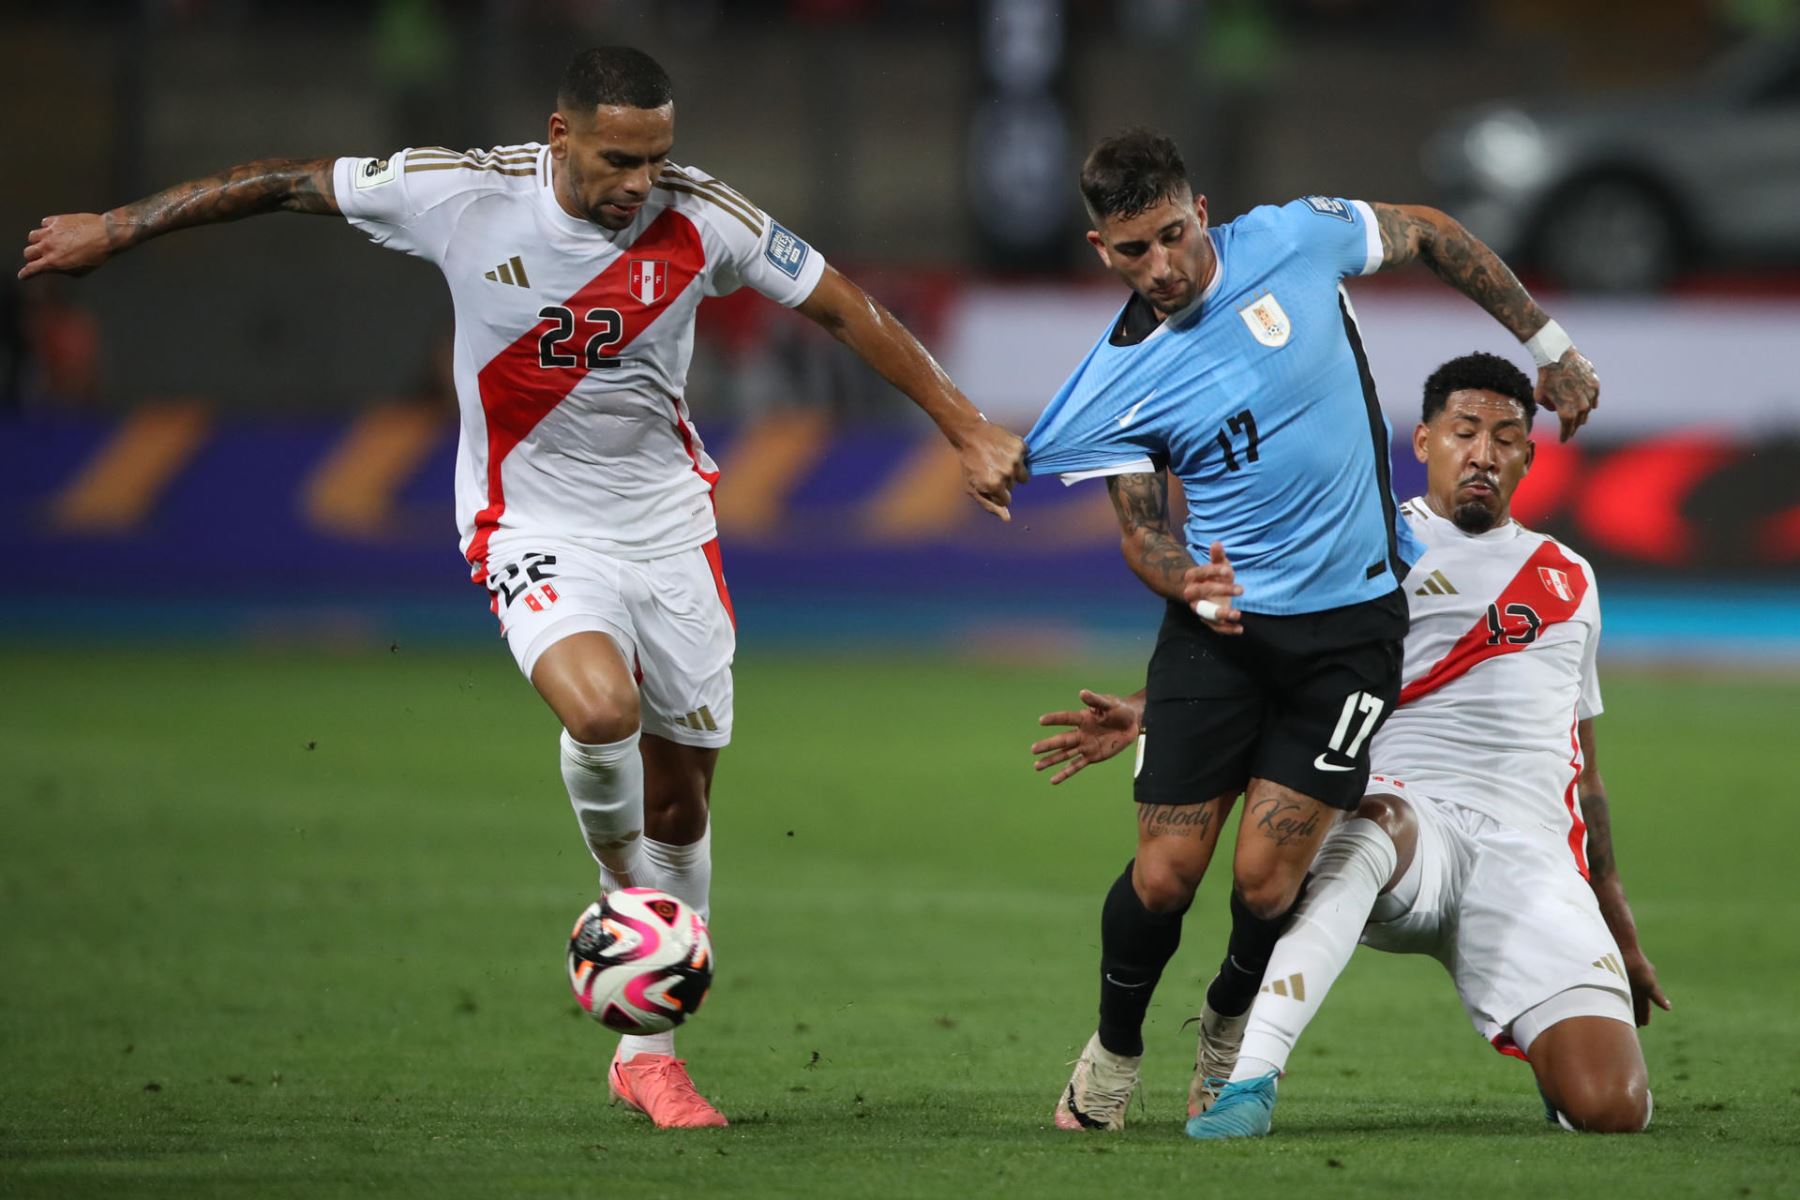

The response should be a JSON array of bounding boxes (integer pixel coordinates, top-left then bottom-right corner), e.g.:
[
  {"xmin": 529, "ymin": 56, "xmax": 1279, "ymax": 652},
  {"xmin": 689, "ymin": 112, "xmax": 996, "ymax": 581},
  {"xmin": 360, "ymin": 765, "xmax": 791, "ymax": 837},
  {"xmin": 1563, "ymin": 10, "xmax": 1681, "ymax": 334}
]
[
  {"xmin": 618, "ymin": 1031, "xmax": 676, "ymax": 1061},
  {"xmin": 1230, "ymin": 818, "xmax": 1396, "ymax": 1081},
  {"xmin": 560, "ymin": 728, "xmax": 650, "ymax": 893},
  {"xmin": 643, "ymin": 823, "xmax": 713, "ymax": 921}
]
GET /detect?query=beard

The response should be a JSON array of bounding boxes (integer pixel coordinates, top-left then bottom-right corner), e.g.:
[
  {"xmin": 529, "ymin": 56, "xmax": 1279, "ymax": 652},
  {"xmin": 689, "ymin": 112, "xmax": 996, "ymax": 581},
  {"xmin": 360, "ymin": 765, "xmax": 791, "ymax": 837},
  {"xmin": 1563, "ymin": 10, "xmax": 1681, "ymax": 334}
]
[{"xmin": 1452, "ymin": 501, "xmax": 1499, "ymax": 533}]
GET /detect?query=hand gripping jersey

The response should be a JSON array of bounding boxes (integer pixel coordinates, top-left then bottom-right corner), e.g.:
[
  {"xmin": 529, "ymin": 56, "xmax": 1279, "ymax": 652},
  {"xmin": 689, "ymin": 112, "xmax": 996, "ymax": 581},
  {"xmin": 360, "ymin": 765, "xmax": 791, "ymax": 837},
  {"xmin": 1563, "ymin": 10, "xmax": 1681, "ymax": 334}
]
[
  {"xmin": 1024, "ymin": 197, "xmax": 1422, "ymax": 615},
  {"xmin": 1373, "ymin": 498, "xmax": 1604, "ymax": 873},
  {"xmin": 332, "ymin": 145, "xmax": 827, "ymax": 580}
]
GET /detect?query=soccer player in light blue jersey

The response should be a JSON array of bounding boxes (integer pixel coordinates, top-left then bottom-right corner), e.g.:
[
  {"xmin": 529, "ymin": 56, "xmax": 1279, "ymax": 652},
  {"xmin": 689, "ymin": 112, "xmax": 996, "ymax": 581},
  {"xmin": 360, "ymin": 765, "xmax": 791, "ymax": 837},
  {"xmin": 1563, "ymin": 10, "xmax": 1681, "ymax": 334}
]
[{"xmin": 1034, "ymin": 130, "xmax": 1601, "ymax": 1133}]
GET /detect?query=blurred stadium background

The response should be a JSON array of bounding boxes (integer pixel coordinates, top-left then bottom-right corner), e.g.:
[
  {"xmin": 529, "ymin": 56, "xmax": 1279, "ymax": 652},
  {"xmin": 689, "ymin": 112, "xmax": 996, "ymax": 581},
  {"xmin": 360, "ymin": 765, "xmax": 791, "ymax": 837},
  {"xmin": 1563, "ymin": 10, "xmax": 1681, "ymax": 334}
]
[
  {"xmin": 3, "ymin": 0, "xmax": 1796, "ymax": 659},
  {"xmin": 7, "ymin": 4, "xmax": 1800, "ymax": 1195}
]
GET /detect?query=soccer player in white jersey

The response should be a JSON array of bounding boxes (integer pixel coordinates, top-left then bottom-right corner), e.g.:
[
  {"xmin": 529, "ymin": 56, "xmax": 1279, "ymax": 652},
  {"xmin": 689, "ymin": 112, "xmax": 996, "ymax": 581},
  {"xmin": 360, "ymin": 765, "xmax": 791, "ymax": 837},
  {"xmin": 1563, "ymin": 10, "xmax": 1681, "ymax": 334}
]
[
  {"xmin": 1035, "ymin": 352, "xmax": 1667, "ymax": 1136},
  {"xmin": 19, "ymin": 46, "xmax": 1028, "ymax": 1129}
]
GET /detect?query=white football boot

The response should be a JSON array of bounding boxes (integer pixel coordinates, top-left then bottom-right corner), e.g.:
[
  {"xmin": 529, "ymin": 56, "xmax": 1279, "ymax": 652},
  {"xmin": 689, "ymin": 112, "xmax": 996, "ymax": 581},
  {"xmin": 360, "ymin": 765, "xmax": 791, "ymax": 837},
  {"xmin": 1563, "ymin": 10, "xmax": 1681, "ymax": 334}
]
[
  {"xmin": 1053, "ymin": 1033, "xmax": 1141, "ymax": 1131},
  {"xmin": 1187, "ymin": 985, "xmax": 1249, "ymax": 1117}
]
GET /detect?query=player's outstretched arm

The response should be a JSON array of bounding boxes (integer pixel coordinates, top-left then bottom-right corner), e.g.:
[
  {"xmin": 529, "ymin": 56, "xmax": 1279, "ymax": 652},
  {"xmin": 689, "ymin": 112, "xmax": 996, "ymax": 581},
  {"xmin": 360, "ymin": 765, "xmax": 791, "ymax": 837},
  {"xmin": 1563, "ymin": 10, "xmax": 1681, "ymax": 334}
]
[
  {"xmin": 1577, "ymin": 718, "xmax": 1671, "ymax": 1027},
  {"xmin": 1031, "ymin": 688, "xmax": 1146, "ymax": 784},
  {"xmin": 19, "ymin": 158, "xmax": 340, "ymax": 280},
  {"xmin": 796, "ymin": 265, "xmax": 1027, "ymax": 520},
  {"xmin": 1368, "ymin": 202, "xmax": 1600, "ymax": 443}
]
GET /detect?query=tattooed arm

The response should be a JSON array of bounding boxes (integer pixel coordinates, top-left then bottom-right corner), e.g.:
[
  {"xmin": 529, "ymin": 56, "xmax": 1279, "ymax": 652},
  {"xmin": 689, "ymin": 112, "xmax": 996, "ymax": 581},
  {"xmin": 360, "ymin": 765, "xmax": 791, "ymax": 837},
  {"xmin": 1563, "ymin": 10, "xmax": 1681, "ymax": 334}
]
[
  {"xmin": 1578, "ymin": 718, "xmax": 1671, "ymax": 1027},
  {"xmin": 1368, "ymin": 201, "xmax": 1600, "ymax": 442},
  {"xmin": 1107, "ymin": 470, "xmax": 1196, "ymax": 601},
  {"xmin": 19, "ymin": 158, "xmax": 340, "ymax": 280},
  {"xmin": 1106, "ymin": 470, "xmax": 1244, "ymax": 633}
]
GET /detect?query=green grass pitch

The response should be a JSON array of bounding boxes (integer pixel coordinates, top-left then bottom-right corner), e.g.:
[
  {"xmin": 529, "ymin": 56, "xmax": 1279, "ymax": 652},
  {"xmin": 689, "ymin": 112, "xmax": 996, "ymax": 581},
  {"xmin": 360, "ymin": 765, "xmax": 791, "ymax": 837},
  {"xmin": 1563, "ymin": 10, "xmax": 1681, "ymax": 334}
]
[{"xmin": 2, "ymin": 646, "xmax": 1797, "ymax": 1198}]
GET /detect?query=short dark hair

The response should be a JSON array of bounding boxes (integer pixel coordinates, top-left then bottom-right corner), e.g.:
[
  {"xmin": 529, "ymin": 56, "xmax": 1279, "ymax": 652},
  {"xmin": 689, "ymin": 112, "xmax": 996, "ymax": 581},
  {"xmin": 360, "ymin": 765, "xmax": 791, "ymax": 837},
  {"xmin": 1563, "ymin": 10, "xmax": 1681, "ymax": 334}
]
[
  {"xmin": 1421, "ymin": 351, "xmax": 1535, "ymax": 431},
  {"xmin": 1080, "ymin": 129, "xmax": 1190, "ymax": 223},
  {"xmin": 558, "ymin": 47, "xmax": 674, "ymax": 113}
]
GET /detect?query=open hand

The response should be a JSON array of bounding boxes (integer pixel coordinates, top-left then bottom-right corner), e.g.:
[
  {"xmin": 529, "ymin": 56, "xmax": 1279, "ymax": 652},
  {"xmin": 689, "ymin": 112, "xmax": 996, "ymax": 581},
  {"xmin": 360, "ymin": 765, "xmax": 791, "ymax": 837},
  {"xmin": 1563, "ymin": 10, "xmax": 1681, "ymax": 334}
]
[
  {"xmin": 1032, "ymin": 689, "xmax": 1142, "ymax": 784},
  {"xmin": 19, "ymin": 214, "xmax": 115, "ymax": 280}
]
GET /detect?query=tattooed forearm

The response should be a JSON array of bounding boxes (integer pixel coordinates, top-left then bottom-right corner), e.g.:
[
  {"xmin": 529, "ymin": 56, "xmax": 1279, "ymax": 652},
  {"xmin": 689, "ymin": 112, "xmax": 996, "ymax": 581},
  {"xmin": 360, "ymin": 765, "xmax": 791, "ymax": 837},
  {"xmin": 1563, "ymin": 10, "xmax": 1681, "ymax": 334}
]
[
  {"xmin": 1248, "ymin": 793, "xmax": 1324, "ymax": 847},
  {"xmin": 1107, "ymin": 471, "xmax": 1198, "ymax": 602},
  {"xmin": 1579, "ymin": 775, "xmax": 1645, "ymax": 951},
  {"xmin": 1371, "ymin": 202, "xmax": 1547, "ymax": 342},
  {"xmin": 1579, "ymin": 777, "xmax": 1617, "ymax": 881},
  {"xmin": 104, "ymin": 158, "xmax": 340, "ymax": 251}
]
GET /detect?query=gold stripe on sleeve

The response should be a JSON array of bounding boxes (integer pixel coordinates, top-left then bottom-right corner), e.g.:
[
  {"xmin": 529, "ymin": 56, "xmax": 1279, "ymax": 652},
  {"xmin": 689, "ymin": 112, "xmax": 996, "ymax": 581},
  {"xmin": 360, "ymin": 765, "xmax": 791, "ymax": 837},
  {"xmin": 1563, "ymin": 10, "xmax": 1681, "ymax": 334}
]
[{"xmin": 654, "ymin": 179, "xmax": 761, "ymax": 234}]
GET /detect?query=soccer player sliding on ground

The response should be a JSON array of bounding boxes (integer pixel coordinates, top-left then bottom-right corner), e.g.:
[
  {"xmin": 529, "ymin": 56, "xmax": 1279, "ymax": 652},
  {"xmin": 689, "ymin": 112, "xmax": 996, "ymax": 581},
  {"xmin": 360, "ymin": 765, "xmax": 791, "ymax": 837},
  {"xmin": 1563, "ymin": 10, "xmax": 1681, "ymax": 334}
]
[
  {"xmin": 1023, "ymin": 130, "xmax": 1600, "ymax": 1133},
  {"xmin": 19, "ymin": 46, "xmax": 1026, "ymax": 1129},
  {"xmin": 1036, "ymin": 353, "xmax": 1666, "ymax": 1136}
]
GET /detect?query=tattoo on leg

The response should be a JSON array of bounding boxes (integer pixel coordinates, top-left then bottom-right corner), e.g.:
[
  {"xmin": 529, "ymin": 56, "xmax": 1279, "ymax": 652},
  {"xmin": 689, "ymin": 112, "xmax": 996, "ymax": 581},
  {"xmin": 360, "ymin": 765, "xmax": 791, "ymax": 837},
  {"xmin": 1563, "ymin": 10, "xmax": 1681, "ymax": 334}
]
[
  {"xmin": 1247, "ymin": 794, "xmax": 1322, "ymax": 846},
  {"xmin": 1138, "ymin": 803, "xmax": 1216, "ymax": 840}
]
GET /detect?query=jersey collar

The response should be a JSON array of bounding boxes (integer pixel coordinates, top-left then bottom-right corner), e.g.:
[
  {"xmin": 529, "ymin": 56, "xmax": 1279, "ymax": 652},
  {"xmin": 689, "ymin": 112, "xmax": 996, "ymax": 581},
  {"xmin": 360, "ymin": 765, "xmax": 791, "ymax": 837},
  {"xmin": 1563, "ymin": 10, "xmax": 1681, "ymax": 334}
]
[
  {"xmin": 1410, "ymin": 495, "xmax": 1523, "ymax": 542},
  {"xmin": 1138, "ymin": 226, "xmax": 1225, "ymax": 346},
  {"xmin": 536, "ymin": 148, "xmax": 634, "ymax": 241}
]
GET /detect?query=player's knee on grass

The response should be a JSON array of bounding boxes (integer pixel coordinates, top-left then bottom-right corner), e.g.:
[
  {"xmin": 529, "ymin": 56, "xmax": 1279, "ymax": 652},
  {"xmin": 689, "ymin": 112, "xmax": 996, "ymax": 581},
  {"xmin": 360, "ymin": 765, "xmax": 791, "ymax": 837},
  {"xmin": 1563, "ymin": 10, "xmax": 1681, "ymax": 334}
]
[
  {"xmin": 1552, "ymin": 1072, "xmax": 1652, "ymax": 1133},
  {"xmin": 1528, "ymin": 1009, "xmax": 1652, "ymax": 1133}
]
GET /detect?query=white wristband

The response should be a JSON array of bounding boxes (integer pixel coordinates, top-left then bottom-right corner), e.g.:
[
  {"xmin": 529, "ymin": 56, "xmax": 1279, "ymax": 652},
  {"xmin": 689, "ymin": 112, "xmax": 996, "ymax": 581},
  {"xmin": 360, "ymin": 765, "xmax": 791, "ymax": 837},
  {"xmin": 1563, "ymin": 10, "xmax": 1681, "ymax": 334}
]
[
  {"xmin": 1192, "ymin": 599, "xmax": 1222, "ymax": 622},
  {"xmin": 1524, "ymin": 319, "xmax": 1574, "ymax": 369}
]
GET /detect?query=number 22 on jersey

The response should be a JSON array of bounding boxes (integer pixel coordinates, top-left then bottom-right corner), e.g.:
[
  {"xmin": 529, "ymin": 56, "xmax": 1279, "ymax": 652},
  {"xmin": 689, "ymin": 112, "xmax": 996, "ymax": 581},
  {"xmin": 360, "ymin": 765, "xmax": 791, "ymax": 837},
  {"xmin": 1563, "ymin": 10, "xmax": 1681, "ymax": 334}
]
[{"xmin": 537, "ymin": 305, "xmax": 623, "ymax": 369}]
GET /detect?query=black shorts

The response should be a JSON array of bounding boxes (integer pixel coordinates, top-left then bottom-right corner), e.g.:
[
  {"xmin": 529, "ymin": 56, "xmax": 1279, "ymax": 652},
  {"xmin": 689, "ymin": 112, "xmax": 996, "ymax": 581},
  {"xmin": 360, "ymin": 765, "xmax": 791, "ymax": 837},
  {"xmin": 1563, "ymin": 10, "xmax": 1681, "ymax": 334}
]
[{"xmin": 1133, "ymin": 589, "xmax": 1407, "ymax": 812}]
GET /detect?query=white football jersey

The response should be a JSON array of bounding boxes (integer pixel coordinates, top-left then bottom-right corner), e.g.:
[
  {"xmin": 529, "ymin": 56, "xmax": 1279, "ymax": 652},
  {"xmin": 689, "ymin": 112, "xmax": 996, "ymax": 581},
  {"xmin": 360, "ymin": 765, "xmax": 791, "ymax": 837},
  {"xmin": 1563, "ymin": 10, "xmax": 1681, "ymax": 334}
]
[
  {"xmin": 332, "ymin": 144, "xmax": 827, "ymax": 578},
  {"xmin": 1372, "ymin": 497, "xmax": 1604, "ymax": 873}
]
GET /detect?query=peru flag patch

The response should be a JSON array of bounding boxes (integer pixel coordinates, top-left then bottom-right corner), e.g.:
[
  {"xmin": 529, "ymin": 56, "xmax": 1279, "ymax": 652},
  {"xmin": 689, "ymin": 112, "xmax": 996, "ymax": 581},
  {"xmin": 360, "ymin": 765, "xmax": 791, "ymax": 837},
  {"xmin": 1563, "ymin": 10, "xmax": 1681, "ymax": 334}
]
[{"xmin": 628, "ymin": 259, "xmax": 667, "ymax": 305}]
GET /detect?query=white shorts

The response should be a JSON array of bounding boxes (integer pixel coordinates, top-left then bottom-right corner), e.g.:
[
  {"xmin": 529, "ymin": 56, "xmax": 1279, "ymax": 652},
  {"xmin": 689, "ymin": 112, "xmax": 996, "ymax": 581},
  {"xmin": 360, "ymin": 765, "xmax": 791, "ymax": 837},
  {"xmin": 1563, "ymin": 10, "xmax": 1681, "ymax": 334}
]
[
  {"xmin": 483, "ymin": 536, "xmax": 736, "ymax": 748},
  {"xmin": 1357, "ymin": 775, "xmax": 1633, "ymax": 1055}
]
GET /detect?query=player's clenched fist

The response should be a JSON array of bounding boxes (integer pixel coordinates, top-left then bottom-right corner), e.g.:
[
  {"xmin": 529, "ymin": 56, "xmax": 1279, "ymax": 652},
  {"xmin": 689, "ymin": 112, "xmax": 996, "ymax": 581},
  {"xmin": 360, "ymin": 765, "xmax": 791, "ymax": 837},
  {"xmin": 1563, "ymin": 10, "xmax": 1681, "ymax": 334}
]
[
  {"xmin": 1535, "ymin": 348, "xmax": 1600, "ymax": 443},
  {"xmin": 19, "ymin": 214, "xmax": 114, "ymax": 279},
  {"xmin": 958, "ymin": 420, "xmax": 1029, "ymax": 520}
]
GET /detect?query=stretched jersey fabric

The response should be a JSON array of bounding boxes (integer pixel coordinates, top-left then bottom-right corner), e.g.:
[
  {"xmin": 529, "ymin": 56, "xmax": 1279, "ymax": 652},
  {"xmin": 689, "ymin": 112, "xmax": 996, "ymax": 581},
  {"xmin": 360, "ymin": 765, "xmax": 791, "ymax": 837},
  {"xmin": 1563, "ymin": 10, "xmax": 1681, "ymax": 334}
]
[
  {"xmin": 1025, "ymin": 197, "xmax": 1421, "ymax": 615},
  {"xmin": 1373, "ymin": 498, "xmax": 1604, "ymax": 873},
  {"xmin": 332, "ymin": 145, "xmax": 826, "ymax": 578}
]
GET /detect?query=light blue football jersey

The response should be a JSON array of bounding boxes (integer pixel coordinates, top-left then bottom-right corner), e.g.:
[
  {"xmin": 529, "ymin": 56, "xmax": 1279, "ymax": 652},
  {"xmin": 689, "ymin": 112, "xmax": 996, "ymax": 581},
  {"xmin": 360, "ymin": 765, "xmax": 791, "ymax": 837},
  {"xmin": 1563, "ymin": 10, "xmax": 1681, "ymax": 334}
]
[{"xmin": 1025, "ymin": 196, "xmax": 1424, "ymax": 616}]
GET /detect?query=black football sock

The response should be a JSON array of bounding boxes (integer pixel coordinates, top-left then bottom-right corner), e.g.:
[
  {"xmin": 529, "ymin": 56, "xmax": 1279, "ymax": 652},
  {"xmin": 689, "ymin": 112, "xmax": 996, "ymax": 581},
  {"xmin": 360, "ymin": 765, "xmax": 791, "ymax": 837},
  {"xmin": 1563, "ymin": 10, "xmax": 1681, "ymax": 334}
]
[
  {"xmin": 1096, "ymin": 861, "xmax": 1189, "ymax": 1057},
  {"xmin": 1205, "ymin": 883, "xmax": 1309, "ymax": 1018}
]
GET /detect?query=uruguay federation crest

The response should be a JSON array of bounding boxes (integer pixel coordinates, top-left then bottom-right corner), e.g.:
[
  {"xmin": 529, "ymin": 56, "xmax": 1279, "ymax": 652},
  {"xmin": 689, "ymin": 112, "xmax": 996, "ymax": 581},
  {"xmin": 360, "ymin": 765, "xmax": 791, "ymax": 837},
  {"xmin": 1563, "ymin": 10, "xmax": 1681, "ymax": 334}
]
[
  {"xmin": 1237, "ymin": 291, "xmax": 1292, "ymax": 349},
  {"xmin": 1539, "ymin": 566, "xmax": 1575, "ymax": 602},
  {"xmin": 628, "ymin": 259, "xmax": 667, "ymax": 305}
]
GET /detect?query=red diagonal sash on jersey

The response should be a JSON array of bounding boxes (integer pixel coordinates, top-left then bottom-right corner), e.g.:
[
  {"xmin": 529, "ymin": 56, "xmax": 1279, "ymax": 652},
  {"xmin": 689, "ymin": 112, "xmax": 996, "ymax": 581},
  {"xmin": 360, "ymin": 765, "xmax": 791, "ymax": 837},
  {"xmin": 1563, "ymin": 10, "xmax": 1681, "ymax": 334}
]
[
  {"xmin": 1398, "ymin": 541, "xmax": 1589, "ymax": 707},
  {"xmin": 466, "ymin": 209, "xmax": 705, "ymax": 581}
]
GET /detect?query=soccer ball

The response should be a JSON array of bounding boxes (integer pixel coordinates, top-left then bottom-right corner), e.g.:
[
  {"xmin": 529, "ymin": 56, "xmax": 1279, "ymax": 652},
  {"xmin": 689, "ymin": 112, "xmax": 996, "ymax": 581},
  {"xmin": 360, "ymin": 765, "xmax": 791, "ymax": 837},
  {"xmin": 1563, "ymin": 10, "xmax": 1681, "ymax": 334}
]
[{"xmin": 567, "ymin": 889, "xmax": 714, "ymax": 1034}]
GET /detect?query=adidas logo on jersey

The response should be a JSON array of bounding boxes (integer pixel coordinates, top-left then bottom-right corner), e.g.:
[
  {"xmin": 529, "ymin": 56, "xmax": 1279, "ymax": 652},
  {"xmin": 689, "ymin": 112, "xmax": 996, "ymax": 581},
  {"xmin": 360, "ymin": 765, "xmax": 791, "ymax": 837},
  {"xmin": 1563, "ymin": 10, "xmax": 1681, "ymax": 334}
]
[
  {"xmin": 1414, "ymin": 569, "xmax": 1457, "ymax": 597},
  {"xmin": 484, "ymin": 256, "xmax": 531, "ymax": 288},
  {"xmin": 680, "ymin": 706, "xmax": 719, "ymax": 733},
  {"xmin": 1592, "ymin": 953, "xmax": 1627, "ymax": 981}
]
